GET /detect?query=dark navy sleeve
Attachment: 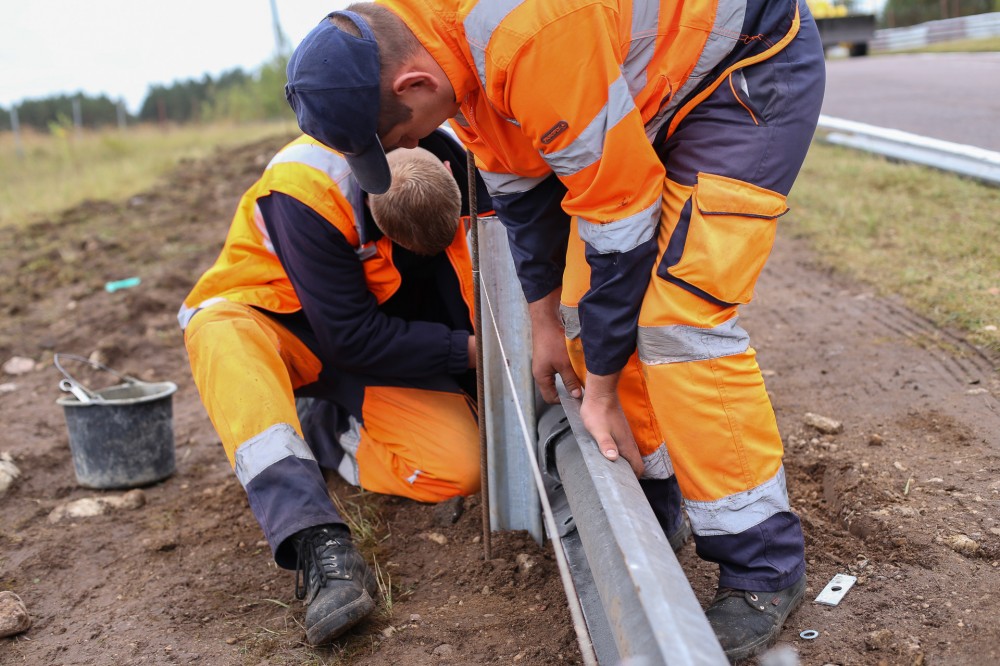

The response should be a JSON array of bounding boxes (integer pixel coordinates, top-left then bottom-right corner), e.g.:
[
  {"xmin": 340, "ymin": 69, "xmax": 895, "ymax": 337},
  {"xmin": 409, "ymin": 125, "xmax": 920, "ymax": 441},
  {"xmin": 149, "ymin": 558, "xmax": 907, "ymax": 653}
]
[
  {"xmin": 490, "ymin": 172, "xmax": 571, "ymax": 303},
  {"xmin": 579, "ymin": 237, "xmax": 658, "ymax": 375},
  {"xmin": 492, "ymin": 172, "xmax": 650, "ymax": 375},
  {"xmin": 258, "ymin": 193, "xmax": 469, "ymax": 377}
]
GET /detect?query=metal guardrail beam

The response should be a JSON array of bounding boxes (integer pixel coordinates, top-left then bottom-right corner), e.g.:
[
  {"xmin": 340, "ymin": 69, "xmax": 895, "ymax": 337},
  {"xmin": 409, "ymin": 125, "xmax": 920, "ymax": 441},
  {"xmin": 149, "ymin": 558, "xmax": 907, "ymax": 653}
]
[
  {"xmin": 818, "ymin": 114, "xmax": 1000, "ymax": 186},
  {"xmin": 542, "ymin": 395, "xmax": 728, "ymax": 666}
]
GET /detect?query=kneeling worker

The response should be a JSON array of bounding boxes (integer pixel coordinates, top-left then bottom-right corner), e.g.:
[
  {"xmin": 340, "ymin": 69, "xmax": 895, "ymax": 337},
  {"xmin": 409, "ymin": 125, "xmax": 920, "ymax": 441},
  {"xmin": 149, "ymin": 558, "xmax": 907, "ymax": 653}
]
[{"xmin": 178, "ymin": 128, "xmax": 490, "ymax": 645}]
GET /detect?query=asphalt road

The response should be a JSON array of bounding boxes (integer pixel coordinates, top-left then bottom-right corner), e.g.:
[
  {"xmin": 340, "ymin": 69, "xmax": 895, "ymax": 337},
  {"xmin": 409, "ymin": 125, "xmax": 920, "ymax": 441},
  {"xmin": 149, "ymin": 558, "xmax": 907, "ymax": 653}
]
[{"xmin": 821, "ymin": 52, "xmax": 1000, "ymax": 152}]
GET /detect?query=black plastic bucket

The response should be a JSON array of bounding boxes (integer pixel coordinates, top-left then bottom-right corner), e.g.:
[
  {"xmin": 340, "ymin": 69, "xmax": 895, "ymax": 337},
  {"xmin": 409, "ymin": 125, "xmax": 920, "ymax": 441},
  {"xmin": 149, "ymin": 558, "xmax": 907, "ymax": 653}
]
[{"xmin": 54, "ymin": 354, "xmax": 177, "ymax": 489}]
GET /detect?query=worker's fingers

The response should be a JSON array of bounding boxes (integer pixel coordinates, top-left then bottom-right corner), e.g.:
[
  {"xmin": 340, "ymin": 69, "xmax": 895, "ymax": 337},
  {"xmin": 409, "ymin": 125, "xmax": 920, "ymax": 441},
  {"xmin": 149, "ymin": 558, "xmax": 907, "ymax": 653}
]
[
  {"xmin": 593, "ymin": 431, "xmax": 620, "ymax": 462},
  {"xmin": 616, "ymin": 434, "xmax": 645, "ymax": 478},
  {"xmin": 557, "ymin": 361, "xmax": 583, "ymax": 399},
  {"xmin": 534, "ymin": 367, "xmax": 559, "ymax": 403}
]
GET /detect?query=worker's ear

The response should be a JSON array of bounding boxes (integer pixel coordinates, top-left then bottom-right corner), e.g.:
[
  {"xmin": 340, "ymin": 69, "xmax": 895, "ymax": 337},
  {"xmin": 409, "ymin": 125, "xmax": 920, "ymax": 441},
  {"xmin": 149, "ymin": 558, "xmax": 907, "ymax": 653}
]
[{"xmin": 392, "ymin": 70, "xmax": 442, "ymax": 97}]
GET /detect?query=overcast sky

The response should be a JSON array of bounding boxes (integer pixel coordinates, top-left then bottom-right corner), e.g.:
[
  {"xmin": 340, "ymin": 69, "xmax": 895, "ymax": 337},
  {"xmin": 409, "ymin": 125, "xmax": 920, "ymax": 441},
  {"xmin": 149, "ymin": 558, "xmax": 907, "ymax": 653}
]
[{"xmin": 0, "ymin": 0, "xmax": 352, "ymax": 114}]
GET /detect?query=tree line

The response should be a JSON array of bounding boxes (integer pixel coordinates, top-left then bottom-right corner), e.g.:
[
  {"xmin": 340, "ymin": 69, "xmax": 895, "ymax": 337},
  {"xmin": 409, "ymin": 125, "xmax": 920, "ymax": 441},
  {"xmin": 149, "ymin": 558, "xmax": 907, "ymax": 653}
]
[
  {"xmin": 882, "ymin": 0, "xmax": 997, "ymax": 27},
  {"xmin": 0, "ymin": 57, "xmax": 292, "ymax": 133},
  {"xmin": 2, "ymin": 0, "xmax": 997, "ymax": 133}
]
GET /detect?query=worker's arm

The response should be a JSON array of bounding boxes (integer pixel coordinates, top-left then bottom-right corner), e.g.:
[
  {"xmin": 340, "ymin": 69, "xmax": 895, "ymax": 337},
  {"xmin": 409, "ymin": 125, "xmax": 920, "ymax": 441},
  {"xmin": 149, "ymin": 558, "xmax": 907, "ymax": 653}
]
[
  {"xmin": 500, "ymin": 8, "xmax": 664, "ymax": 474},
  {"xmin": 258, "ymin": 192, "xmax": 471, "ymax": 377}
]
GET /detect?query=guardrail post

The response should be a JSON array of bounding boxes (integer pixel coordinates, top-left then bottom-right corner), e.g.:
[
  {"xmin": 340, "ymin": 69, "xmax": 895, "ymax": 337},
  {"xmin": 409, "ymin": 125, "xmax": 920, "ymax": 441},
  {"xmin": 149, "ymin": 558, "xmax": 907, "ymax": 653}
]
[{"xmin": 478, "ymin": 215, "xmax": 543, "ymax": 542}]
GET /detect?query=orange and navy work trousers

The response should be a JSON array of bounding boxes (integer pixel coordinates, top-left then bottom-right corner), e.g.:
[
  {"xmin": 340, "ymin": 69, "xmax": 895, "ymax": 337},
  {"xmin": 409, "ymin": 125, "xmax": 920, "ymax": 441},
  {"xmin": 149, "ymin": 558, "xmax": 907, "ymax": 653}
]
[
  {"xmin": 566, "ymin": 8, "xmax": 825, "ymax": 591},
  {"xmin": 183, "ymin": 301, "xmax": 480, "ymax": 568}
]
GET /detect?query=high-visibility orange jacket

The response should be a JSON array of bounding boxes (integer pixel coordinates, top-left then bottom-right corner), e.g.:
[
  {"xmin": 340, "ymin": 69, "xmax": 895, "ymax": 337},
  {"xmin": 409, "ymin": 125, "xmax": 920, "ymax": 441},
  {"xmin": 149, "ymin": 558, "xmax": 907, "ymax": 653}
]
[
  {"xmin": 379, "ymin": 0, "xmax": 801, "ymax": 374},
  {"xmin": 179, "ymin": 131, "xmax": 481, "ymax": 382}
]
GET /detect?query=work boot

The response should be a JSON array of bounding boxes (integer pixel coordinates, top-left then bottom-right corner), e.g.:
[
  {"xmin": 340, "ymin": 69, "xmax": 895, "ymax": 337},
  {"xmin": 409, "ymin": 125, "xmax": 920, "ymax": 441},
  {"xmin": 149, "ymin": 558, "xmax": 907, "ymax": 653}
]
[
  {"xmin": 293, "ymin": 524, "xmax": 378, "ymax": 645},
  {"xmin": 704, "ymin": 574, "xmax": 806, "ymax": 663}
]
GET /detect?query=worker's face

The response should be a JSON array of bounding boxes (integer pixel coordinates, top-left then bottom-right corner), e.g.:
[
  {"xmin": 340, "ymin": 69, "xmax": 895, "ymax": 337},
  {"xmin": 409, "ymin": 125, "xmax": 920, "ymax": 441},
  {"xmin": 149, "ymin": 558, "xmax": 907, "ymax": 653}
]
[{"xmin": 380, "ymin": 94, "xmax": 460, "ymax": 151}]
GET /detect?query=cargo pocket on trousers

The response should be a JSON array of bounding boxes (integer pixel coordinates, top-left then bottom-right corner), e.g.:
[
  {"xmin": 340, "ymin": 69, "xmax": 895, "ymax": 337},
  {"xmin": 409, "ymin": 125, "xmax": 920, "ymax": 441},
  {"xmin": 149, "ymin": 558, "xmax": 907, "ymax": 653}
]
[{"xmin": 658, "ymin": 172, "xmax": 788, "ymax": 305}]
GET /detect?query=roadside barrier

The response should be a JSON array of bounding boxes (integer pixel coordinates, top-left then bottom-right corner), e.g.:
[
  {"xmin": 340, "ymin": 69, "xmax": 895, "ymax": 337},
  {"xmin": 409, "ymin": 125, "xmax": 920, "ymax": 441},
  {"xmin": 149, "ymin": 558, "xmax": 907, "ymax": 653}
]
[{"xmin": 818, "ymin": 114, "xmax": 1000, "ymax": 186}]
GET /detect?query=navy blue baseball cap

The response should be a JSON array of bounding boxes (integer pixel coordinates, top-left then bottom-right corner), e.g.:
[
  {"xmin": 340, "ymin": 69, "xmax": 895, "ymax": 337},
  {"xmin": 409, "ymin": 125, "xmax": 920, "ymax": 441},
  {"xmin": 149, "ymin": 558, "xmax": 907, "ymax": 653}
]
[{"xmin": 285, "ymin": 11, "xmax": 391, "ymax": 194}]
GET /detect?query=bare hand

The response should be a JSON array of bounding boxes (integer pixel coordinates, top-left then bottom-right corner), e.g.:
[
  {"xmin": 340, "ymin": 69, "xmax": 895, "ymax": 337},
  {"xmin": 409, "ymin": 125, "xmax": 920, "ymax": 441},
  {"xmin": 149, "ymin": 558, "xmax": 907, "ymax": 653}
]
[
  {"xmin": 467, "ymin": 334, "xmax": 477, "ymax": 369},
  {"xmin": 580, "ymin": 373, "xmax": 644, "ymax": 478},
  {"xmin": 528, "ymin": 290, "xmax": 582, "ymax": 403}
]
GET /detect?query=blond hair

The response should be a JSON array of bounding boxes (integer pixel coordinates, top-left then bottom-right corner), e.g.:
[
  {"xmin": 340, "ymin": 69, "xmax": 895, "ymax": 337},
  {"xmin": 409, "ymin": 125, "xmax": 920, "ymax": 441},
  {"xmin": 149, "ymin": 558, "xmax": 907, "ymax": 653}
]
[{"xmin": 369, "ymin": 147, "xmax": 461, "ymax": 256}]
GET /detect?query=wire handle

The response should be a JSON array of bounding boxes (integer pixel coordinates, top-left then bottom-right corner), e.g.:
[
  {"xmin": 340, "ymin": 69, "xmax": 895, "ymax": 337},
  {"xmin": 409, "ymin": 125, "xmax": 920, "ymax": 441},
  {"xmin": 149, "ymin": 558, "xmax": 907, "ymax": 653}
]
[{"xmin": 53, "ymin": 353, "xmax": 140, "ymax": 405}]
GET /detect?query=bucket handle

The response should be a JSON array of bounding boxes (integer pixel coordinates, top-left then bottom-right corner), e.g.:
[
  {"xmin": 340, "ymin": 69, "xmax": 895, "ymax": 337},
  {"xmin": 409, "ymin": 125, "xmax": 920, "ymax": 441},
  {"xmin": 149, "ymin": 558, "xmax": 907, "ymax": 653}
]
[{"xmin": 54, "ymin": 353, "xmax": 141, "ymax": 405}]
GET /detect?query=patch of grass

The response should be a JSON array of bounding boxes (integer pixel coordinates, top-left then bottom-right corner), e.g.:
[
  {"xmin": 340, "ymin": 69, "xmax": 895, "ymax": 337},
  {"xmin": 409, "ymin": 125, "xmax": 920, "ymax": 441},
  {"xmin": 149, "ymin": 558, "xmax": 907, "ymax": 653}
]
[
  {"xmin": 371, "ymin": 556, "xmax": 394, "ymax": 617},
  {"xmin": 0, "ymin": 120, "xmax": 297, "ymax": 229},
  {"xmin": 329, "ymin": 489, "xmax": 386, "ymax": 554},
  {"xmin": 882, "ymin": 35, "xmax": 1000, "ymax": 54},
  {"xmin": 787, "ymin": 140, "xmax": 1000, "ymax": 356}
]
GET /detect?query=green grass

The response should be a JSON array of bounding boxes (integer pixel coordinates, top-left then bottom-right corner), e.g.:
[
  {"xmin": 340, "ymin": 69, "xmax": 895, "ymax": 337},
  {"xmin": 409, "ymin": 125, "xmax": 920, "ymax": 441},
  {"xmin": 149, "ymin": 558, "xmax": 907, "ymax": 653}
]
[
  {"xmin": 0, "ymin": 120, "xmax": 297, "ymax": 229},
  {"xmin": 881, "ymin": 35, "xmax": 1000, "ymax": 54},
  {"xmin": 787, "ymin": 140, "xmax": 1000, "ymax": 356}
]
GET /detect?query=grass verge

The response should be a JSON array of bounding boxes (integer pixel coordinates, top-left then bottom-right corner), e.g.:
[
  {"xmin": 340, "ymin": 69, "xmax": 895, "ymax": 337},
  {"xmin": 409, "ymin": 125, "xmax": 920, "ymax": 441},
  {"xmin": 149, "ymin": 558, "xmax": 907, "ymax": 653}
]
[
  {"xmin": 787, "ymin": 140, "xmax": 1000, "ymax": 357},
  {"xmin": 0, "ymin": 120, "xmax": 297, "ymax": 229}
]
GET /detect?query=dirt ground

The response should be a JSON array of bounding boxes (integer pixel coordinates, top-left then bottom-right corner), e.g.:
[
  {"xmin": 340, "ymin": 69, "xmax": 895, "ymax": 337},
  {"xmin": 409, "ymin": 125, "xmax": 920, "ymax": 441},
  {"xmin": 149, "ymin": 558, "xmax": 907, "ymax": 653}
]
[{"xmin": 1, "ymin": 134, "xmax": 998, "ymax": 666}]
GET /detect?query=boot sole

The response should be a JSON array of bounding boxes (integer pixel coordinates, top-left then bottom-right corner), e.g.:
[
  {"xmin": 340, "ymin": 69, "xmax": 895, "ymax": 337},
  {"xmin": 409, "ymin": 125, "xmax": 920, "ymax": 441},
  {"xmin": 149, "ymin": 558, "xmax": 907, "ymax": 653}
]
[
  {"xmin": 725, "ymin": 579, "xmax": 806, "ymax": 664},
  {"xmin": 305, "ymin": 589, "xmax": 376, "ymax": 646}
]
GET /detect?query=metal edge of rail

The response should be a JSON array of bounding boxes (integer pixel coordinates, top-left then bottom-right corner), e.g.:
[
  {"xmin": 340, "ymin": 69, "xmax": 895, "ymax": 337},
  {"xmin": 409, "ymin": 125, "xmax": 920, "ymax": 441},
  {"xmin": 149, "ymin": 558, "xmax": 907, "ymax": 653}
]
[
  {"xmin": 817, "ymin": 114, "xmax": 1000, "ymax": 187},
  {"xmin": 538, "ymin": 392, "xmax": 729, "ymax": 666}
]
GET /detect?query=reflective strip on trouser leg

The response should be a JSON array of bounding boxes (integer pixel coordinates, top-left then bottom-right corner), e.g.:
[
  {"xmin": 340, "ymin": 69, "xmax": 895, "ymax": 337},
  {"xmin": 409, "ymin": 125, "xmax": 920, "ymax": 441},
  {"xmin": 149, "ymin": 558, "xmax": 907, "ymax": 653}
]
[
  {"xmin": 561, "ymin": 218, "xmax": 672, "ymax": 478},
  {"xmin": 184, "ymin": 302, "xmax": 341, "ymax": 567},
  {"xmin": 354, "ymin": 385, "xmax": 481, "ymax": 503}
]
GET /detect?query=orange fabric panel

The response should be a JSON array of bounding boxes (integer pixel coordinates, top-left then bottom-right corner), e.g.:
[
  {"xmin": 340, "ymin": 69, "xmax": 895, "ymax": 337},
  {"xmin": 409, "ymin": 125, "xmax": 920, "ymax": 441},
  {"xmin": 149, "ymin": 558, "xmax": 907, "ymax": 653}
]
[
  {"xmin": 641, "ymin": 347, "xmax": 783, "ymax": 502},
  {"xmin": 355, "ymin": 386, "xmax": 480, "ymax": 502},
  {"xmin": 362, "ymin": 235, "xmax": 404, "ymax": 304},
  {"xmin": 183, "ymin": 301, "xmax": 322, "ymax": 465},
  {"xmin": 665, "ymin": 173, "xmax": 788, "ymax": 306}
]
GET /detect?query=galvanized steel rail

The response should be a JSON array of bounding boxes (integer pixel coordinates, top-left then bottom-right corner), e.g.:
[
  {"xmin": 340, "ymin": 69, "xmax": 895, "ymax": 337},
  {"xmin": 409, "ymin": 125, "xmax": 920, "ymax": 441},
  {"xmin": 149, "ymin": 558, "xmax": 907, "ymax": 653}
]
[
  {"xmin": 818, "ymin": 114, "xmax": 1000, "ymax": 186},
  {"xmin": 539, "ymin": 397, "xmax": 728, "ymax": 665}
]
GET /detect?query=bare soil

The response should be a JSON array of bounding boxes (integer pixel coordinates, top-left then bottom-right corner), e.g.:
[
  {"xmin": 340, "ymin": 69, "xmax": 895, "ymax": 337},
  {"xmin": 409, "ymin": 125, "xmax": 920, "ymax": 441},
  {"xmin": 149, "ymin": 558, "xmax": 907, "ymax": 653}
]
[{"xmin": 1, "ymin": 135, "xmax": 998, "ymax": 666}]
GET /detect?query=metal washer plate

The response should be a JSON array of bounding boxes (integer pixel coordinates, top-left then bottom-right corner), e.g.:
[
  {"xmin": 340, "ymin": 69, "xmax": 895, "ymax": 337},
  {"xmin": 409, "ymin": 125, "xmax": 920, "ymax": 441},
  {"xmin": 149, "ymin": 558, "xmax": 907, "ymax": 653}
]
[{"xmin": 814, "ymin": 573, "xmax": 857, "ymax": 606}]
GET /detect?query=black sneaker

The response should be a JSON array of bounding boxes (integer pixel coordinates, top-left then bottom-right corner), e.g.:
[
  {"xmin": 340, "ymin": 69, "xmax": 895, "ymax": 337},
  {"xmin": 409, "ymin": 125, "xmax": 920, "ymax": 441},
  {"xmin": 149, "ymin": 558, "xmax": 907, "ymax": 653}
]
[
  {"xmin": 704, "ymin": 574, "xmax": 806, "ymax": 663},
  {"xmin": 294, "ymin": 525, "xmax": 378, "ymax": 645}
]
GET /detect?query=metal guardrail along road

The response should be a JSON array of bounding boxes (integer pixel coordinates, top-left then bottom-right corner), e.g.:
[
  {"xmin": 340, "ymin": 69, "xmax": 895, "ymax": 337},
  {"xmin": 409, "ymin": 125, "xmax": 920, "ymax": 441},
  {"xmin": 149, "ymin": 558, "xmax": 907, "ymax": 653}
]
[{"xmin": 818, "ymin": 114, "xmax": 1000, "ymax": 186}]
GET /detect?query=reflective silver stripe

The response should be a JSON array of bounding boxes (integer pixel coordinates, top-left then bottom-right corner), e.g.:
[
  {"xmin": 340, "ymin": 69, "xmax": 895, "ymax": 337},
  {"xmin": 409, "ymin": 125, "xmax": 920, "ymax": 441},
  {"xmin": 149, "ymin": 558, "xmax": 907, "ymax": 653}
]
[
  {"xmin": 233, "ymin": 423, "xmax": 316, "ymax": 488},
  {"xmin": 268, "ymin": 142, "xmax": 352, "ymax": 186},
  {"xmin": 640, "ymin": 443, "xmax": 674, "ymax": 480},
  {"xmin": 637, "ymin": 317, "xmax": 750, "ymax": 365},
  {"xmin": 560, "ymin": 304, "xmax": 581, "ymax": 340},
  {"xmin": 252, "ymin": 202, "xmax": 276, "ymax": 255},
  {"xmin": 544, "ymin": 75, "xmax": 634, "ymax": 178},
  {"xmin": 577, "ymin": 197, "xmax": 660, "ymax": 254},
  {"xmin": 335, "ymin": 414, "xmax": 363, "ymax": 486},
  {"xmin": 623, "ymin": 0, "xmax": 660, "ymax": 98},
  {"xmin": 176, "ymin": 296, "xmax": 228, "ymax": 330},
  {"xmin": 464, "ymin": 0, "xmax": 525, "ymax": 94},
  {"xmin": 644, "ymin": 0, "xmax": 747, "ymax": 141},
  {"xmin": 685, "ymin": 465, "xmax": 790, "ymax": 536},
  {"xmin": 479, "ymin": 170, "xmax": 549, "ymax": 197}
]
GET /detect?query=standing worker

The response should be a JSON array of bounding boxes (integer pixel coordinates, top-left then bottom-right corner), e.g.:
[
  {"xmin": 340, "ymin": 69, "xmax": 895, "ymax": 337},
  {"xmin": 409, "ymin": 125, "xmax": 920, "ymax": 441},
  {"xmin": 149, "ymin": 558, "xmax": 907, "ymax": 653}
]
[
  {"xmin": 284, "ymin": 0, "xmax": 827, "ymax": 659},
  {"xmin": 179, "ymin": 128, "xmax": 490, "ymax": 646}
]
